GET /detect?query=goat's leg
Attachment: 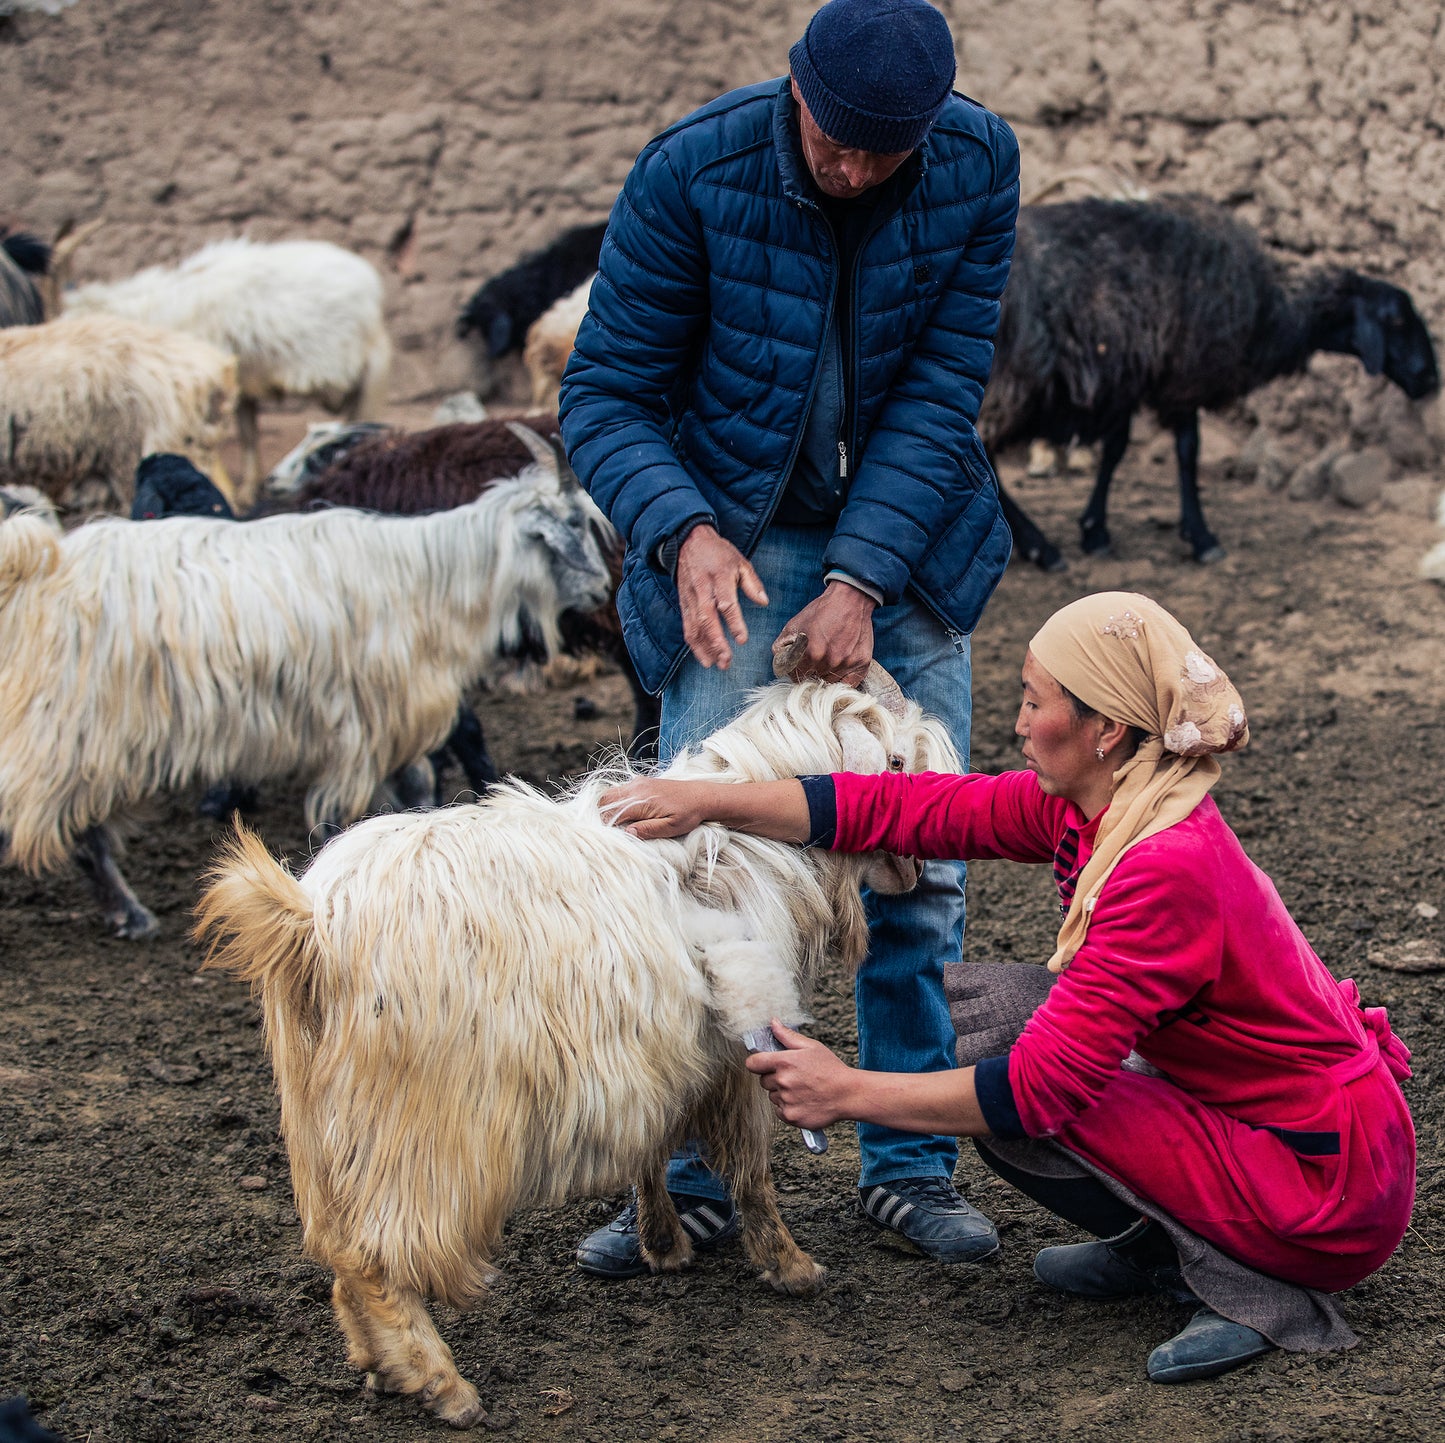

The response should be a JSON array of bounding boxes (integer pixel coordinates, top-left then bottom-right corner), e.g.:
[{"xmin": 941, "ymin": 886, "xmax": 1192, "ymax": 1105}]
[
  {"xmin": 197, "ymin": 782, "xmax": 261, "ymax": 820},
  {"xmin": 703, "ymin": 1068, "xmax": 826, "ymax": 1297},
  {"xmin": 634, "ymin": 1159, "xmax": 695, "ymax": 1274},
  {"xmin": 442, "ymin": 705, "xmax": 500, "ymax": 798},
  {"xmin": 73, "ymin": 826, "xmax": 157, "ymax": 940},
  {"xmin": 1078, "ymin": 418, "xmax": 1131, "ymax": 556},
  {"xmin": 996, "ymin": 475, "xmax": 1066, "ymax": 573},
  {"xmin": 1173, "ymin": 411, "xmax": 1224, "ymax": 562},
  {"xmin": 389, "ymin": 759, "xmax": 437, "ymax": 811},
  {"xmin": 330, "ymin": 1262, "xmax": 484, "ymax": 1429},
  {"xmin": 236, "ymin": 396, "xmax": 261, "ymax": 506}
]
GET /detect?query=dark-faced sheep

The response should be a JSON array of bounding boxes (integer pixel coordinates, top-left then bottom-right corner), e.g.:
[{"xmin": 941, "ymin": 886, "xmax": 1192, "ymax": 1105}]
[{"xmin": 983, "ymin": 194, "xmax": 1441, "ymax": 569}]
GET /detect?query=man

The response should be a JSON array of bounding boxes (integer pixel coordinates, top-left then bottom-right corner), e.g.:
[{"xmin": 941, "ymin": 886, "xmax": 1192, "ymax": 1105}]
[{"xmin": 559, "ymin": 0, "xmax": 1018, "ymax": 1275}]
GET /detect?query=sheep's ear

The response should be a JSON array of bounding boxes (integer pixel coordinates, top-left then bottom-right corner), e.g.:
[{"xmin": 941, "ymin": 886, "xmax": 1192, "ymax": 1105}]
[
  {"xmin": 1352, "ymin": 295, "xmax": 1386, "ymax": 376},
  {"xmin": 836, "ymin": 717, "xmax": 888, "ymax": 774}
]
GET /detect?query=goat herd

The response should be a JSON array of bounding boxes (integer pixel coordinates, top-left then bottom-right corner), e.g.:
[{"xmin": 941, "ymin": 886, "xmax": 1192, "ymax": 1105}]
[{"xmin": 0, "ymin": 179, "xmax": 1440, "ymax": 1430}]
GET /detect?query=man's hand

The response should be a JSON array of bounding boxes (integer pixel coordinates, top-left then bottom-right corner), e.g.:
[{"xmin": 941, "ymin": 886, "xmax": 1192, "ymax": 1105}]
[
  {"xmin": 744, "ymin": 1020, "xmax": 858, "ymax": 1130},
  {"xmin": 676, "ymin": 525, "xmax": 769, "ymax": 669},
  {"xmin": 780, "ymin": 580, "xmax": 877, "ymax": 684}
]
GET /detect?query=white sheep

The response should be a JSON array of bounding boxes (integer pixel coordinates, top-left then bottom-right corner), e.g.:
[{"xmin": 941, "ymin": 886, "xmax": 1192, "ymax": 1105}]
[
  {"xmin": 0, "ymin": 460, "xmax": 611, "ymax": 938},
  {"xmin": 523, "ymin": 274, "xmax": 593, "ymax": 413},
  {"xmin": 195, "ymin": 670, "xmax": 958, "ymax": 1429},
  {"xmin": 63, "ymin": 238, "xmax": 392, "ymax": 502},
  {"xmin": 0, "ymin": 313, "xmax": 237, "ymax": 514}
]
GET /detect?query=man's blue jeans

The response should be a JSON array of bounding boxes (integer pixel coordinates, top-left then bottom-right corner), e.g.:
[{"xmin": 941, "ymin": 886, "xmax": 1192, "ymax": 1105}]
[{"xmin": 660, "ymin": 524, "xmax": 970, "ymax": 1196}]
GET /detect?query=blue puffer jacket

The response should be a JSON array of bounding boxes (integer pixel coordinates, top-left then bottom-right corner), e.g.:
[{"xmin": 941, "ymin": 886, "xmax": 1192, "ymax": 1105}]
[{"xmin": 559, "ymin": 77, "xmax": 1019, "ymax": 694}]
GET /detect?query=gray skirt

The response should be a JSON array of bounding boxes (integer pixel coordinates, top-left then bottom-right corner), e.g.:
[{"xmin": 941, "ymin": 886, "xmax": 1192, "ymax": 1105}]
[{"xmin": 946, "ymin": 960, "xmax": 1356, "ymax": 1352}]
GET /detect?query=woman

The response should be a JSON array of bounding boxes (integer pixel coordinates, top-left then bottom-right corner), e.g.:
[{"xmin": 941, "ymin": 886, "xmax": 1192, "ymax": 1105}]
[{"xmin": 601, "ymin": 592, "xmax": 1415, "ymax": 1383}]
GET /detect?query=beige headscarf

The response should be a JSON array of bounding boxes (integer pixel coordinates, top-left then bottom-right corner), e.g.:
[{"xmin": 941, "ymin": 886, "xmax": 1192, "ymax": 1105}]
[{"xmin": 1030, "ymin": 592, "xmax": 1249, "ymax": 973}]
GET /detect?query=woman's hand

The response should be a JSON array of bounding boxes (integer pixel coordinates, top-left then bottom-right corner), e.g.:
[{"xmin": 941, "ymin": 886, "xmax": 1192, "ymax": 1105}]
[
  {"xmin": 600, "ymin": 778, "xmax": 813, "ymax": 844},
  {"xmin": 744, "ymin": 1019, "xmax": 858, "ymax": 1129},
  {"xmin": 600, "ymin": 779, "xmax": 713, "ymax": 840}
]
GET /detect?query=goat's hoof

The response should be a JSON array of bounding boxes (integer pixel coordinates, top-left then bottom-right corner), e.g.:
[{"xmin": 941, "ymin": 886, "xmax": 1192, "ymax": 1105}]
[
  {"xmin": 423, "ymin": 1375, "xmax": 485, "ymax": 1429},
  {"xmin": 762, "ymin": 1259, "xmax": 828, "ymax": 1297},
  {"xmin": 1193, "ymin": 542, "xmax": 1227, "ymax": 563},
  {"xmin": 113, "ymin": 908, "xmax": 159, "ymax": 940},
  {"xmin": 1080, "ymin": 529, "xmax": 1112, "ymax": 558},
  {"xmin": 643, "ymin": 1241, "xmax": 696, "ymax": 1274}
]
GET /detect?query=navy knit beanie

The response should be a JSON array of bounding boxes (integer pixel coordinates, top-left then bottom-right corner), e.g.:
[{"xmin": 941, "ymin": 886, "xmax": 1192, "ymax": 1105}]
[{"xmin": 789, "ymin": 0, "xmax": 957, "ymax": 154}]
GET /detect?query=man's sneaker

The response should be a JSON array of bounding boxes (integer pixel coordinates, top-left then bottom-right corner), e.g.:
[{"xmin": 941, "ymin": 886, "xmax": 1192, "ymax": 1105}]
[
  {"xmin": 1146, "ymin": 1306, "xmax": 1276, "ymax": 1384},
  {"xmin": 1033, "ymin": 1219, "xmax": 1194, "ymax": 1304},
  {"xmin": 575, "ymin": 1191, "xmax": 740, "ymax": 1280},
  {"xmin": 858, "ymin": 1177, "xmax": 1000, "ymax": 1263}
]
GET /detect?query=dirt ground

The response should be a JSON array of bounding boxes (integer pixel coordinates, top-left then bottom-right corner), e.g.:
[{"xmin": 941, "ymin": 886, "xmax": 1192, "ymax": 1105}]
[{"xmin": 4, "ymin": 431, "xmax": 1445, "ymax": 1442}]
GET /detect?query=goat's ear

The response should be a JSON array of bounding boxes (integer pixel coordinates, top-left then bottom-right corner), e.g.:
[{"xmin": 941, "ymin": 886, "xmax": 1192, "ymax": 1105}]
[
  {"xmin": 1352, "ymin": 295, "xmax": 1387, "ymax": 376},
  {"xmin": 835, "ymin": 716, "xmax": 889, "ymax": 773}
]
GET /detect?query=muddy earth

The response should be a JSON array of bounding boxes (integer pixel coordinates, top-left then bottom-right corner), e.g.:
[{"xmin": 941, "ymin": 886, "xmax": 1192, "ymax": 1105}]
[{"xmin": 3, "ymin": 424, "xmax": 1445, "ymax": 1442}]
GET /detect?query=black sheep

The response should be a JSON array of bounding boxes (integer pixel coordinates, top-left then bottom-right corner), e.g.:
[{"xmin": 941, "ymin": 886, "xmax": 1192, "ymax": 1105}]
[
  {"xmin": 456, "ymin": 221, "xmax": 608, "ymax": 358},
  {"xmin": 982, "ymin": 195, "xmax": 1440, "ymax": 568}
]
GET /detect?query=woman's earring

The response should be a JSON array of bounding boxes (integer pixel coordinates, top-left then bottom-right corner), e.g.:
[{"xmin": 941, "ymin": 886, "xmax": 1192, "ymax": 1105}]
[{"xmin": 1095, "ymin": 746, "xmax": 1106, "ymax": 761}]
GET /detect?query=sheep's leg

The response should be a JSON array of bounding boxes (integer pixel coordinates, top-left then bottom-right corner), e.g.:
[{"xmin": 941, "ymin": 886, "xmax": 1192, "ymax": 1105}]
[
  {"xmin": 442, "ymin": 706, "xmax": 500, "ymax": 797},
  {"xmin": 635, "ymin": 1161, "xmax": 695, "ymax": 1273},
  {"xmin": 1173, "ymin": 412, "xmax": 1225, "ymax": 562},
  {"xmin": 996, "ymin": 476, "xmax": 1065, "ymax": 573},
  {"xmin": 73, "ymin": 826, "xmax": 157, "ymax": 940},
  {"xmin": 330, "ymin": 1262, "xmax": 484, "ymax": 1429},
  {"xmin": 702, "ymin": 1069, "xmax": 827, "ymax": 1297},
  {"xmin": 236, "ymin": 396, "xmax": 261, "ymax": 507},
  {"xmin": 1078, "ymin": 418, "xmax": 1132, "ymax": 556}
]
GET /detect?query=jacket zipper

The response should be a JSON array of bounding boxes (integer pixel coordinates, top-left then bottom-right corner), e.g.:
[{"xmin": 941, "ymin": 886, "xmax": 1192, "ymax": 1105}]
[{"xmin": 746, "ymin": 198, "xmax": 839, "ymax": 554}]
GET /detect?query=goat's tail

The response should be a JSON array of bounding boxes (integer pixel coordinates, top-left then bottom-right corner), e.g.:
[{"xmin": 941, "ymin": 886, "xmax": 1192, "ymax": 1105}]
[
  {"xmin": 194, "ymin": 825, "xmax": 319, "ymax": 1019},
  {"xmin": 0, "ymin": 509, "xmax": 60, "ymax": 602}
]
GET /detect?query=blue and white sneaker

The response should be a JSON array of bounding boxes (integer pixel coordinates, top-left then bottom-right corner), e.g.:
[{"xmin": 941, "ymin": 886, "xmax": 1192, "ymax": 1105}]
[{"xmin": 859, "ymin": 1176, "xmax": 1000, "ymax": 1263}]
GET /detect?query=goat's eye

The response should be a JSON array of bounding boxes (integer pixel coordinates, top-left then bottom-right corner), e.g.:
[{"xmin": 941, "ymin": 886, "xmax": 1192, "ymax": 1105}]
[{"xmin": 888, "ymin": 754, "xmax": 906, "ymax": 772}]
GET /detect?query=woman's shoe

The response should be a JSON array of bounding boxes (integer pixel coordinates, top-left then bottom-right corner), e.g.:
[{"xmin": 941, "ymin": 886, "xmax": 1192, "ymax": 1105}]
[
  {"xmin": 1033, "ymin": 1218, "xmax": 1193, "ymax": 1302},
  {"xmin": 1146, "ymin": 1307, "xmax": 1276, "ymax": 1383}
]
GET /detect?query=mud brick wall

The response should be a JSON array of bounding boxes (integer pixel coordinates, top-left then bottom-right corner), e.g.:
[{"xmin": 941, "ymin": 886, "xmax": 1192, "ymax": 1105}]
[{"xmin": 2, "ymin": 0, "xmax": 1441, "ymax": 456}]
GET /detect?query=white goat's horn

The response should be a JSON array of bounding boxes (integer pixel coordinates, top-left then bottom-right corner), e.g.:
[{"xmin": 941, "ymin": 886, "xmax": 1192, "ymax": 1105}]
[
  {"xmin": 772, "ymin": 631, "xmax": 809, "ymax": 679},
  {"xmin": 547, "ymin": 432, "xmax": 582, "ymax": 492},
  {"xmin": 861, "ymin": 661, "xmax": 908, "ymax": 719},
  {"xmin": 504, "ymin": 419, "xmax": 554, "ymax": 469}
]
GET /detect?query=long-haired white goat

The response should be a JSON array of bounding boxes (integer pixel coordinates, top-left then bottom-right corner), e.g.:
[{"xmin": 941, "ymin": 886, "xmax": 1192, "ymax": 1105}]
[
  {"xmin": 193, "ymin": 672, "xmax": 959, "ymax": 1429},
  {"xmin": 62, "ymin": 238, "xmax": 391, "ymax": 501},
  {"xmin": 0, "ymin": 462, "xmax": 610, "ymax": 938},
  {"xmin": 0, "ymin": 313, "xmax": 238, "ymax": 514}
]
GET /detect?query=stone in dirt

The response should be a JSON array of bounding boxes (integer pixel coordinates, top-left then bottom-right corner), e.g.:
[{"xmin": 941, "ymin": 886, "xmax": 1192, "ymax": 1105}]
[
  {"xmin": 1367, "ymin": 940, "xmax": 1445, "ymax": 973},
  {"xmin": 1329, "ymin": 446, "xmax": 1393, "ymax": 508},
  {"xmin": 1287, "ymin": 443, "xmax": 1348, "ymax": 502}
]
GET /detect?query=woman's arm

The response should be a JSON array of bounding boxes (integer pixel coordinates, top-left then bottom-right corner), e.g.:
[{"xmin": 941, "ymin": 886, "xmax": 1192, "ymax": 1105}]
[
  {"xmin": 601, "ymin": 778, "xmax": 811, "ymax": 843},
  {"xmin": 745, "ymin": 1021, "xmax": 991, "ymax": 1136}
]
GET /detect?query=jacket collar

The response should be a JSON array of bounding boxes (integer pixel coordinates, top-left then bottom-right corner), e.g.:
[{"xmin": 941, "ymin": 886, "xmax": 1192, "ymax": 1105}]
[{"xmin": 769, "ymin": 77, "xmax": 926, "ymax": 211}]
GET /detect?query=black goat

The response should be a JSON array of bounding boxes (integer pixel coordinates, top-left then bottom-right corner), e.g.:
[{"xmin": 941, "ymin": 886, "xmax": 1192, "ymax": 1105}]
[
  {"xmin": 983, "ymin": 195, "xmax": 1440, "ymax": 568},
  {"xmin": 0, "ymin": 231, "xmax": 49, "ymax": 327},
  {"xmin": 456, "ymin": 220, "xmax": 608, "ymax": 358}
]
